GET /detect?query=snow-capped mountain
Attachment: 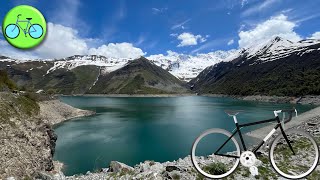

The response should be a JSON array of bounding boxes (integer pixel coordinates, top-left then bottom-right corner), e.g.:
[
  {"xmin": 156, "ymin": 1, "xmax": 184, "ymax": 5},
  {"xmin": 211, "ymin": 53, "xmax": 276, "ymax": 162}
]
[
  {"xmin": 0, "ymin": 51, "xmax": 237, "ymax": 82},
  {"xmin": 190, "ymin": 37, "xmax": 320, "ymax": 96},
  {"xmin": 147, "ymin": 50, "xmax": 237, "ymax": 81},
  {"xmin": 236, "ymin": 37, "xmax": 320, "ymax": 64},
  {"xmin": 1, "ymin": 36, "xmax": 319, "ymax": 84}
]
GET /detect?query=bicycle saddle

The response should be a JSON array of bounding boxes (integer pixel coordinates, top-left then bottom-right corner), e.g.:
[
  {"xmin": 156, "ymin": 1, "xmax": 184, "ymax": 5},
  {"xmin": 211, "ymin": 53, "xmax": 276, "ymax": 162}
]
[
  {"xmin": 26, "ymin": 18, "xmax": 32, "ymax": 20},
  {"xmin": 224, "ymin": 110, "xmax": 244, "ymax": 116}
]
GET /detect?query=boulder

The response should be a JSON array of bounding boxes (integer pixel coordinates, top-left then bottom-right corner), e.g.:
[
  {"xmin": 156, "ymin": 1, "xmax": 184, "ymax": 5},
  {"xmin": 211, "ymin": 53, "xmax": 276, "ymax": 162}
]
[{"xmin": 108, "ymin": 161, "xmax": 134, "ymax": 173}]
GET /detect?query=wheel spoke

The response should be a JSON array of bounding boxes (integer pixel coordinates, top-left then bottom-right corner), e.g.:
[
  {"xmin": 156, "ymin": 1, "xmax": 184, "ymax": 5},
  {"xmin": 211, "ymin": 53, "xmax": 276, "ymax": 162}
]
[
  {"xmin": 270, "ymin": 129, "xmax": 319, "ymax": 179},
  {"xmin": 191, "ymin": 128, "xmax": 240, "ymax": 179}
]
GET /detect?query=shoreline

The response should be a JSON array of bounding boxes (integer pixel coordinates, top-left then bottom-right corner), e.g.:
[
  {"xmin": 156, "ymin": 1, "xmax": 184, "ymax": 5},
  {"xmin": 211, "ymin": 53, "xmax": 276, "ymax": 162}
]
[
  {"xmin": 39, "ymin": 99, "xmax": 96, "ymax": 126},
  {"xmin": 59, "ymin": 93, "xmax": 197, "ymax": 97},
  {"xmin": 38, "ymin": 99, "xmax": 96, "ymax": 176},
  {"xmin": 58, "ymin": 93, "xmax": 320, "ymax": 106}
]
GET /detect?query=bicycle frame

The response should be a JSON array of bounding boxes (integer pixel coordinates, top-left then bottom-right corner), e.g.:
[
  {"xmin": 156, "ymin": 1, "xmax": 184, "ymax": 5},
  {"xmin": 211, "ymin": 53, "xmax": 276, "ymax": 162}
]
[
  {"xmin": 214, "ymin": 114, "xmax": 295, "ymax": 158},
  {"xmin": 13, "ymin": 15, "xmax": 36, "ymax": 36}
]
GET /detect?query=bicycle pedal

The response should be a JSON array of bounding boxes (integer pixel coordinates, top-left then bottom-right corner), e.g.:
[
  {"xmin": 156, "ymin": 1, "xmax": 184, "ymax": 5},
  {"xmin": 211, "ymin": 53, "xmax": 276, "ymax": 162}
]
[{"xmin": 249, "ymin": 166, "xmax": 259, "ymax": 176}]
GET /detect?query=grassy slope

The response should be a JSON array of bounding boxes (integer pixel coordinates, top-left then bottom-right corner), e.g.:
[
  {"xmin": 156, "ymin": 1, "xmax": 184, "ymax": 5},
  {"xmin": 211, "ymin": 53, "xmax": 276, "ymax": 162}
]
[
  {"xmin": 0, "ymin": 93, "xmax": 39, "ymax": 126},
  {"xmin": 35, "ymin": 65, "xmax": 100, "ymax": 94},
  {"xmin": 0, "ymin": 70, "xmax": 17, "ymax": 91}
]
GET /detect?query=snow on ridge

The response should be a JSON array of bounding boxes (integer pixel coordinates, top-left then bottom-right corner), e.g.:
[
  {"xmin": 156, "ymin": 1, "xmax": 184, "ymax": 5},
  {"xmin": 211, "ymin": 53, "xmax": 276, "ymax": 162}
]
[
  {"xmin": 147, "ymin": 50, "xmax": 237, "ymax": 81},
  {"xmin": 241, "ymin": 37, "xmax": 320, "ymax": 63}
]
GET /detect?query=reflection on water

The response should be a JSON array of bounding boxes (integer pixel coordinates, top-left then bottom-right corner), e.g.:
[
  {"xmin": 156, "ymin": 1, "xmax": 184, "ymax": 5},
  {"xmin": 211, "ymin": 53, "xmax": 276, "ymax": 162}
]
[{"xmin": 54, "ymin": 96, "xmax": 315, "ymax": 175}]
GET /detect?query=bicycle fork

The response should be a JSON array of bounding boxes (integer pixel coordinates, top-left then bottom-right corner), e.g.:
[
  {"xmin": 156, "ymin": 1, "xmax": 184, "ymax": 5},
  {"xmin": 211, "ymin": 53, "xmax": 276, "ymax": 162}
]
[{"xmin": 278, "ymin": 122, "xmax": 296, "ymax": 155}]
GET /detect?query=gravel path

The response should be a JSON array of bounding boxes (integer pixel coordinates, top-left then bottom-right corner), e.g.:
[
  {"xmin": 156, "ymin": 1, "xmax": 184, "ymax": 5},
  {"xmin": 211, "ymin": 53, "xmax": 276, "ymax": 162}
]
[{"xmin": 246, "ymin": 106, "xmax": 320, "ymax": 139}]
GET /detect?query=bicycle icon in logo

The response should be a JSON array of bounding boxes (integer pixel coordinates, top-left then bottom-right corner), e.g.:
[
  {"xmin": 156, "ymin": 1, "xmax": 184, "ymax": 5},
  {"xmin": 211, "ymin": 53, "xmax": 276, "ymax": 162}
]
[{"xmin": 5, "ymin": 14, "xmax": 43, "ymax": 39}]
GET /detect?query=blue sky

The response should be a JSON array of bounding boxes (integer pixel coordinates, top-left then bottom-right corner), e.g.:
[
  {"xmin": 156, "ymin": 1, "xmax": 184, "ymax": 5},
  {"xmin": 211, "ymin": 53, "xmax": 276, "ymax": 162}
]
[{"xmin": 0, "ymin": 0, "xmax": 320, "ymax": 59}]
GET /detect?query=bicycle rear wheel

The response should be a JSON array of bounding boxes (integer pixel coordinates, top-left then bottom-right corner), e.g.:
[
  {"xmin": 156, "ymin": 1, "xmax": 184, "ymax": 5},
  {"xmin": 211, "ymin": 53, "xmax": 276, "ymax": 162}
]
[
  {"xmin": 5, "ymin": 24, "xmax": 20, "ymax": 39},
  {"xmin": 269, "ymin": 129, "xmax": 319, "ymax": 179},
  {"xmin": 191, "ymin": 128, "xmax": 240, "ymax": 179}
]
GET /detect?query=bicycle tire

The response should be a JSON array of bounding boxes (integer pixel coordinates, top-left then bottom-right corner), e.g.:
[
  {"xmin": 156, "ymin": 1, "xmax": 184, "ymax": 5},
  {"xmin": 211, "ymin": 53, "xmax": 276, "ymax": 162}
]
[
  {"xmin": 191, "ymin": 128, "xmax": 241, "ymax": 179},
  {"xmin": 5, "ymin": 24, "xmax": 20, "ymax": 39},
  {"xmin": 29, "ymin": 24, "xmax": 43, "ymax": 39},
  {"xmin": 269, "ymin": 129, "xmax": 319, "ymax": 179}
]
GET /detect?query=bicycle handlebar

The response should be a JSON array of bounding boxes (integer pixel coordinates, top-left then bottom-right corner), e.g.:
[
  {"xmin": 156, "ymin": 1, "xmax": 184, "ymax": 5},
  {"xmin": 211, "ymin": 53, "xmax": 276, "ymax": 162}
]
[{"xmin": 273, "ymin": 108, "xmax": 297, "ymax": 124}]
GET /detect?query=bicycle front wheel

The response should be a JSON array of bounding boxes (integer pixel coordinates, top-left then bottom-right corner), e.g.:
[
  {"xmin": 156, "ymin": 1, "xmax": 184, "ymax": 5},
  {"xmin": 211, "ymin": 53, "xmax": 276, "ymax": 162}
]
[
  {"xmin": 191, "ymin": 128, "xmax": 240, "ymax": 179},
  {"xmin": 29, "ymin": 24, "xmax": 43, "ymax": 39},
  {"xmin": 270, "ymin": 129, "xmax": 319, "ymax": 179}
]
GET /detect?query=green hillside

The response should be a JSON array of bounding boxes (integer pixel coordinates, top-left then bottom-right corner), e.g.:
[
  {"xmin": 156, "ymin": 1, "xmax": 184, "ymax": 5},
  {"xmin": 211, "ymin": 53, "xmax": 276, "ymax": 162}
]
[{"xmin": 88, "ymin": 57, "xmax": 189, "ymax": 94}]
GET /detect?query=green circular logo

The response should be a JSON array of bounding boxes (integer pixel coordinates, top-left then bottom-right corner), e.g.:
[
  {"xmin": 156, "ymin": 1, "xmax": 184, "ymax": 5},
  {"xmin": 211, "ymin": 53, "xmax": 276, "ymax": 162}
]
[{"xmin": 2, "ymin": 5, "xmax": 47, "ymax": 49}]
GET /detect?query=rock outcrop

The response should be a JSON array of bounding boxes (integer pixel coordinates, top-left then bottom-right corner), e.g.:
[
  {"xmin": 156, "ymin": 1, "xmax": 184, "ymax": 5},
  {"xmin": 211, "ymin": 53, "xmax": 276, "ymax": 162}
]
[{"xmin": 0, "ymin": 93, "xmax": 95, "ymax": 179}]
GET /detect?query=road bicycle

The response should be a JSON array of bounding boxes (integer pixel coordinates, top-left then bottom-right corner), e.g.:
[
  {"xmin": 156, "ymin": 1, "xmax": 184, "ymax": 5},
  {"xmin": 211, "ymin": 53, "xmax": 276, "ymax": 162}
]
[
  {"xmin": 5, "ymin": 14, "xmax": 43, "ymax": 39},
  {"xmin": 191, "ymin": 109, "xmax": 319, "ymax": 179}
]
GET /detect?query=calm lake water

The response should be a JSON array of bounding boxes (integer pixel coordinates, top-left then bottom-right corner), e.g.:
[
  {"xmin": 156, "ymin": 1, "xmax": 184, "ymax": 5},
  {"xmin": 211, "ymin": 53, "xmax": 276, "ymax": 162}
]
[{"xmin": 54, "ymin": 96, "xmax": 315, "ymax": 175}]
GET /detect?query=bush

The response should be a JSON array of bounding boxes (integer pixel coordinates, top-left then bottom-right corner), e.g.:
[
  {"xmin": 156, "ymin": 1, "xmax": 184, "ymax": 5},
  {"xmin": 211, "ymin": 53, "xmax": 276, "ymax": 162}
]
[{"xmin": 203, "ymin": 162, "xmax": 227, "ymax": 175}]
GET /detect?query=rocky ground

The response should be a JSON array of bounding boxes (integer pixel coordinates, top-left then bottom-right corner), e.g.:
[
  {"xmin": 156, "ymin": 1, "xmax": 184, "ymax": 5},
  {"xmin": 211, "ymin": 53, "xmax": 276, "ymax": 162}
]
[
  {"xmin": 0, "ymin": 93, "xmax": 56, "ymax": 179},
  {"xmin": 202, "ymin": 94, "xmax": 320, "ymax": 106},
  {"xmin": 238, "ymin": 95, "xmax": 320, "ymax": 106}
]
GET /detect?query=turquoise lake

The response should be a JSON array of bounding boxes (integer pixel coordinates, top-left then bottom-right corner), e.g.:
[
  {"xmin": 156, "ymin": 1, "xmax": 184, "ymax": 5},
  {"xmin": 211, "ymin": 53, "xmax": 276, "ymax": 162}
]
[{"xmin": 53, "ymin": 96, "xmax": 315, "ymax": 175}]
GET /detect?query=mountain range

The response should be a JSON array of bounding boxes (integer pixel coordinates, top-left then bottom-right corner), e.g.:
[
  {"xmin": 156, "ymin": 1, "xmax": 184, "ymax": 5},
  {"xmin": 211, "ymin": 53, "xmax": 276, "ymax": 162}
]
[
  {"xmin": 0, "ymin": 37, "xmax": 320, "ymax": 96},
  {"xmin": 190, "ymin": 37, "xmax": 320, "ymax": 96}
]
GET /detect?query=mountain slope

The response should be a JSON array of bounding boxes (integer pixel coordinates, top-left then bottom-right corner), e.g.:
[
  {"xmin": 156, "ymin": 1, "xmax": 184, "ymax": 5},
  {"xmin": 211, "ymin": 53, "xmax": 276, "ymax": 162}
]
[
  {"xmin": 190, "ymin": 37, "xmax": 320, "ymax": 96},
  {"xmin": 0, "ymin": 70, "xmax": 17, "ymax": 91},
  {"xmin": 1, "ymin": 51, "xmax": 236, "ymax": 82},
  {"xmin": 88, "ymin": 57, "xmax": 190, "ymax": 94},
  {"xmin": 1, "ymin": 60, "xmax": 100, "ymax": 94}
]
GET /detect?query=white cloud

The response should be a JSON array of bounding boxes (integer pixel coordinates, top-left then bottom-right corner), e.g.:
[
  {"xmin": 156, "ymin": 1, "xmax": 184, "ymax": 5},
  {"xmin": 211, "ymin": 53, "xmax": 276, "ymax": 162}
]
[
  {"xmin": 177, "ymin": 32, "xmax": 207, "ymax": 47},
  {"xmin": 228, "ymin": 39, "xmax": 234, "ymax": 45},
  {"xmin": 135, "ymin": 35, "xmax": 145, "ymax": 46},
  {"xmin": 191, "ymin": 38, "xmax": 230, "ymax": 54},
  {"xmin": 166, "ymin": 50, "xmax": 179, "ymax": 56},
  {"xmin": 170, "ymin": 33, "xmax": 178, "ymax": 37},
  {"xmin": 294, "ymin": 13, "xmax": 320, "ymax": 24},
  {"xmin": 35, "ymin": 23, "xmax": 88, "ymax": 59},
  {"xmin": 51, "ymin": 0, "xmax": 83, "ymax": 29},
  {"xmin": 152, "ymin": 7, "xmax": 167, "ymax": 15},
  {"xmin": 241, "ymin": 0, "xmax": 248, "ymax": 7},
  {"xmin": 238, "ymin": 14, "xmax": 302, "ymax": 48},
  {"xmin": 171, "ymin": 19, "xmax": 191, "ymax": 30},
  {"xmin": 0, "ymin": 40, "xmax": 38, "ymax": 60},
  {"xmin": 0, "ymin": 22, "xmax": 145, "ymax": 60},
  {"xmin": 308, "ymin": 32, "xmax": 320, "ymax": 39},
  {"xmin": 242, "ymin": 0, "xmax": 278, "ymax": 17},
  {"xmin": 89, "ymin": 42, "xmax": 146, "ymax": 59}
]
